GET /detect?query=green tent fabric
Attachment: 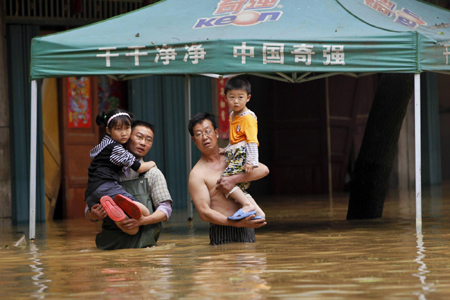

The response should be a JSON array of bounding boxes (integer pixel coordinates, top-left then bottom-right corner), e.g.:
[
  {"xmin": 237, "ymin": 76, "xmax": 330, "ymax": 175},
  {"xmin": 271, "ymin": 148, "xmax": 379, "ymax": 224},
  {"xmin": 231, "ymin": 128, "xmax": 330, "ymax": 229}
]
[
  {"xmin": 30, "ymin": 0, "xmax": 450, "ymax": 80},
  {"xmin": 28, "ymin": 0, "xmax": 450, "ymax": 237}
]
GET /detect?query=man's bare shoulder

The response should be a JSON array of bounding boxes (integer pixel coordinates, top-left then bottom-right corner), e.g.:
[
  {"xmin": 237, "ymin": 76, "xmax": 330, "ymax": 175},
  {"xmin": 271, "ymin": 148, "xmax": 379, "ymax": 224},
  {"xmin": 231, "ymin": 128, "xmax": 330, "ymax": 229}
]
[{"xmin": 189, "ymin": 160, "xmax": 206, "ymax": 182}]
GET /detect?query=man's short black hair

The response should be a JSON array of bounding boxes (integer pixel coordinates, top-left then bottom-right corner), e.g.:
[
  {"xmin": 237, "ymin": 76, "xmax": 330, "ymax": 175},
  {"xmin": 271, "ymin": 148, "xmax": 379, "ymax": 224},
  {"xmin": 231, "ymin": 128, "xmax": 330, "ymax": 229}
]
[
  {"xmin": 132, "ymin": 120, "xmax": 156, "ymax": 135},
  {"xmin": 224, "ymin": 76, "xmax": 251, "ymax": 95},
  {"xmin": 188, "ymin": 112, "xmax": 217, "ymax": 136}
]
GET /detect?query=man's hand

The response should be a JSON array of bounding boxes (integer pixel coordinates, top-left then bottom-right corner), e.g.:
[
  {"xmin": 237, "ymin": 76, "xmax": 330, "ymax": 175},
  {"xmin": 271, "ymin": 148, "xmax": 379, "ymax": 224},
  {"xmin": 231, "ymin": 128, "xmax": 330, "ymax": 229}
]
[
  {"xmin": 244, "ymin": 164, "xmax": 255, "ymax": 173},
  {"xmin": 235, "ymin": 214, "xmax": 267, "ymax": 228},
  {"xmin": 216, "ymin": 176, "xmax": 238, "ymax": 195},
  {"xmin": 119, "ymin": 218, "xmax": 141, "ymax": 230},
  {"xmin": 89, "ymin": 204, "xmax": 107, "ymax": 220}
]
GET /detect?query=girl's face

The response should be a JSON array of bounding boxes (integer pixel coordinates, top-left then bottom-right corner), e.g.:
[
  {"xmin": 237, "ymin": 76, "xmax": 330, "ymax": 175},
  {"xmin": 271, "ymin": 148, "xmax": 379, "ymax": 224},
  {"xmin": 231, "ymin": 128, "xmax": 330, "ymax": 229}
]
[{"xmin": 106, "ymin": 120, "xmax": 131, "ymax": 145}]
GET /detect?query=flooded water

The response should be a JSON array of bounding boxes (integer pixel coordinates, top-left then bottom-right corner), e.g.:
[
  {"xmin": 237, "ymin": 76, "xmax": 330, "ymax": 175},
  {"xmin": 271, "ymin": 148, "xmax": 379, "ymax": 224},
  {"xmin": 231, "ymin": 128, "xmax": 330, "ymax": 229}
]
[{"xmin": 2, "ymin": 185, "xmax": 450, "ymax": 299}]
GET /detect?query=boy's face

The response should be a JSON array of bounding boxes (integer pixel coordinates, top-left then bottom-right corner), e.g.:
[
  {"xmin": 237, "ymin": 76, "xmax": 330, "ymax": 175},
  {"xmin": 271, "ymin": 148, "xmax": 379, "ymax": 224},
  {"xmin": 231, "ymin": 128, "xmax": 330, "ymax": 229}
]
[{"xmin": 225, "ymin": 89, "xmax": 251, "ymax": 114}]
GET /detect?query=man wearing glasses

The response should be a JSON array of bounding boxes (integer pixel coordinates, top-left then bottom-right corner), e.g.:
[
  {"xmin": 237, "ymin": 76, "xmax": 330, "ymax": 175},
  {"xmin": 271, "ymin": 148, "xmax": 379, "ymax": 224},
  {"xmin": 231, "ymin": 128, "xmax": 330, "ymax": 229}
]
[
  {"xmin": 86, "ymin": 120, "xmax": 173, "ymax": 249},
  {"xmin": 188, "ymin": 112, "xmax": 268, "ymax": 245}
]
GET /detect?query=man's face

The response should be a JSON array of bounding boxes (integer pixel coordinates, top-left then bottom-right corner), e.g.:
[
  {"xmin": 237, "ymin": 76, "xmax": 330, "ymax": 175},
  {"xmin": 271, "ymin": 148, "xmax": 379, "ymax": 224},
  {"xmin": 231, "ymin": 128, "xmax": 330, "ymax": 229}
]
[
  {"xmin": 128, "ymin": 125, "xmax": 154, "ymax": 158},
  {"xmin": 191, "ymin": 119, "xmax": 219, "ymax": 153}
]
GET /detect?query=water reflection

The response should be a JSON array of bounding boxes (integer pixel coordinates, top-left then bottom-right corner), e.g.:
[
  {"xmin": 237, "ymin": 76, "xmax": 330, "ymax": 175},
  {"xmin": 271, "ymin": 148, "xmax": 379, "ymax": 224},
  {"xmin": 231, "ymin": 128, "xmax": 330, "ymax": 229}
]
[
  {"xmin": 186, "ymin": 251, "xmax": 268, "ymax": 299},
  {"xmin": 2, "ymin": 187, "xmax": 450, "ymax": 298},
  {"xmin": 413, "ymin": 232, "xmax": 435, "ymax": 300},
  {"xmin": 28, "ymin": 242, "xmax": 51, "ymax": 299}
]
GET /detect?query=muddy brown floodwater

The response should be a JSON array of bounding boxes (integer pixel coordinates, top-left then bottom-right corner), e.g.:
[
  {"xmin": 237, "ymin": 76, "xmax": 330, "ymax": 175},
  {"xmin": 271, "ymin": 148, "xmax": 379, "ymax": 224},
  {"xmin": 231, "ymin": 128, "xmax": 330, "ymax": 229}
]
[{"xmin": 1, "ymin": 185, "xmax": 450, "ymax": 299}]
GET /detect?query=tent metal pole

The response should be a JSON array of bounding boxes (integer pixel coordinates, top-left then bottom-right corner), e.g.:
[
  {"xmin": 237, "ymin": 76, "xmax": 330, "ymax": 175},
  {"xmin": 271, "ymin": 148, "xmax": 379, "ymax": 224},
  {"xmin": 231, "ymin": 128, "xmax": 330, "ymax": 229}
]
[
  {"xmin": 29, "ymin": 80, "xmax": 37, "ymax": 240},
  {"xmin": 325, "ymin": 78, "xmax": 333, "ymax": 210},
  {"xmin": 414, "ymin": 73, "xmax": 422, "ymax": 235},
  {"xmin": 185, "ymin": 75, "xmax": 193, "ymax": 221}
]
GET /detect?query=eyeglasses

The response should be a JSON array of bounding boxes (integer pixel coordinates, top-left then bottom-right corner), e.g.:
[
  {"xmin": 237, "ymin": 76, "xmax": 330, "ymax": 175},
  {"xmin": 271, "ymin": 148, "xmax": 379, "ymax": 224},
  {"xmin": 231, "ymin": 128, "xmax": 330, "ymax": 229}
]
[
  {"xmin": 134, "ymin": 134, "xmax": 153, "ymax": 145},
  {"xmin": 194, "ymin": 129, "xmax": 214, "ymax": 139}
]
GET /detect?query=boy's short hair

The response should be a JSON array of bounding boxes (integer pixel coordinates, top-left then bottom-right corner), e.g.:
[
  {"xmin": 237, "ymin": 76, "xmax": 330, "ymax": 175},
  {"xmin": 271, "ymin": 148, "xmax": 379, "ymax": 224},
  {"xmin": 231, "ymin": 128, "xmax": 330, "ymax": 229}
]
[
  {"xmin": 188, "ymin": 112, "xmax": 217, "ymax": 136},
  {"xmin": 132, "ymin": 120, "xmax": 156, "ymax": 135},
  {"xmin": 224, "ymin": 76, "xmax": 251, "ymax": 95}
]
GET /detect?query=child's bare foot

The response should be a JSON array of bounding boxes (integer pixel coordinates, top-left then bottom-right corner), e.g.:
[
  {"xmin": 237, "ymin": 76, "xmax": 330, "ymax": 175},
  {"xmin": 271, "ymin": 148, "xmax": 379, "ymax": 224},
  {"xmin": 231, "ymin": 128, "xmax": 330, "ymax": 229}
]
[
  {"xmin": 241, "ymin": 203, "xmax": 256, "ymax": 213},
  {"xmin": 256, "ymin": 209, "xmax": 265, "ymax": 219}
]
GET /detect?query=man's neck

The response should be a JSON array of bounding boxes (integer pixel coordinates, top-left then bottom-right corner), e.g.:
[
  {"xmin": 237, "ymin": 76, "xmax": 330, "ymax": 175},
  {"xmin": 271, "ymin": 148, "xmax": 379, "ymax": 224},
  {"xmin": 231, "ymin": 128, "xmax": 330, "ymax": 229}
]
[{"xmin": 201, "ymin": 149, "xmax": 221, "ymax": 163}]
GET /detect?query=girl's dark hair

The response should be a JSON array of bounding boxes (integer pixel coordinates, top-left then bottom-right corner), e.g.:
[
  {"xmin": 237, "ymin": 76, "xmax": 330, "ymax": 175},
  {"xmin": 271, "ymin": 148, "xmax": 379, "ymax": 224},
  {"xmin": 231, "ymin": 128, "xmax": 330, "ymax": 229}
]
[{"xmin": 96, "ymin": 109, "xmax": 134, "ymax": 130}]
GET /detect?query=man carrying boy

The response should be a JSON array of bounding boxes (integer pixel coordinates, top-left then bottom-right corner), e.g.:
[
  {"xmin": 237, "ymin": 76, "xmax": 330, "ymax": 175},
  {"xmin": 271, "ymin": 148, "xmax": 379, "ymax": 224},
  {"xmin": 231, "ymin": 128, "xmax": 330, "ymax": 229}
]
[
  {"xmin": 86, "ymin": 120, "xmax": 173, "ymax": 249},
  {"xmin": 220, "ymin": 76, "xmax": 265, "ymax": 220},
  {"xmin": 188, "ymin": 113, "xmax": 268, "ymax": 245}
]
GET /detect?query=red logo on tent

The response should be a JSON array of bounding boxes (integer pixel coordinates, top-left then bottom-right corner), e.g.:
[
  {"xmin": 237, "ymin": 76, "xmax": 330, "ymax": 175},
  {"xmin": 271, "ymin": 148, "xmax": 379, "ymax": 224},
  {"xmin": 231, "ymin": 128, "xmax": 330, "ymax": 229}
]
[
  {"xmin": 194, "ymin": 0, "xmax": 283, "ymax": 29},
  {"xmin": 364, "ymin": 0, "xmax": 427, "ymax": 28}
]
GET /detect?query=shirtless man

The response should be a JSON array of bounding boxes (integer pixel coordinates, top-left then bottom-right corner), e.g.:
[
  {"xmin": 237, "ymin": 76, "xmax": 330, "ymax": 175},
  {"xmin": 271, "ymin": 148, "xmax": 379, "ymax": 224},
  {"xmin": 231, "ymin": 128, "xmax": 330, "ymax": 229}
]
[{"xmin": 188, "ymin": 112, "xmax": 268, "ymax": 245}]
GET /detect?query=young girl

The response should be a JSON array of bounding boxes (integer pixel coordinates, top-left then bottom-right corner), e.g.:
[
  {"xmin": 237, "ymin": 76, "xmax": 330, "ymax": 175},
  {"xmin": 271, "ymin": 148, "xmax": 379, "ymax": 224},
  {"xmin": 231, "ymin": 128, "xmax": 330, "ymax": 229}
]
[{"xmin": 85, "ymin": 109, "xmax": 155, "ymax": 224}]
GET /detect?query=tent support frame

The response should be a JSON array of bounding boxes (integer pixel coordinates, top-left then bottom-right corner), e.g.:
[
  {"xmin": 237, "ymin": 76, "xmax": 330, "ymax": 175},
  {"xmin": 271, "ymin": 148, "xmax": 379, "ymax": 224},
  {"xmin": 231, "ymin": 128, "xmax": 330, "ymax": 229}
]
[
  {"xmin": 29, "ymin": 80, "xmax": 37, "ymax": 240},
  {"xmin": 27, "ymin": 72, "xmax": 424, "ymax": 238},
  {"xmin": 414, "ymin": 73, "xmax": 422, "ymax": 234},
  {"xmin": 185, "ymin": 75, "xmax": 194, "ymax": 221}
]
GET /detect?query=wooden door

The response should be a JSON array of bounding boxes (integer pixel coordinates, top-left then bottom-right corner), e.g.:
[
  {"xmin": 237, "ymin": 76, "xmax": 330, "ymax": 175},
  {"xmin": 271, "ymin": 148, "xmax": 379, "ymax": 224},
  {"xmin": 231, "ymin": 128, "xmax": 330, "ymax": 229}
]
[
  {"xmin": 327, "ymin": 75, "xmax": 357, "ymax": 191},
  {"xmin": 60, "ymin": 77, "xmax": 99, "ymax": 219},
  {"xmin": 270, "ymin": 79, "xmax": 328, "ymax": 194},
  {"xmin": 42, "ymin": 78, "xmax": 61, "ymax": 220},
  {"xmin": 328, "ymin": 75, "xmax": 377, "ymax": 191}
]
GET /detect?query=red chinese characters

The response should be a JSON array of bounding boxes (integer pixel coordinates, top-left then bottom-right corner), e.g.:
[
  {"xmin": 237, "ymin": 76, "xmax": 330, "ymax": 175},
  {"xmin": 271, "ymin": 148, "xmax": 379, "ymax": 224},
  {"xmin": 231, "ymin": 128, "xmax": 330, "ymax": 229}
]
[
  {"xmin": 214, "ymin": 0, "xmax": 279, "ymax": 15},
  {"xmin": 214, "ymin": 0, "xmax": 247, "ymax": 15},
  {"xmin": 247, "ymin": 0, "xmax": 279, "ymax": 10}
]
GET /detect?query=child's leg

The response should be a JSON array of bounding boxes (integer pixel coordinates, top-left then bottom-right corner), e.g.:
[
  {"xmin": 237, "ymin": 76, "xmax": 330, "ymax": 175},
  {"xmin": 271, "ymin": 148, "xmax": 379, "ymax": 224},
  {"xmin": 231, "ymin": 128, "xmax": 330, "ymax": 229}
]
[
  {"xmin": 223, "ymin": 145, "xmax": 253, "ymax": 211},
  {"xmin": 246, "ymin": 195, "xmax": 265, "ymax": 218},
  {"xmin": 229, "ymin": 188, "xmax": 255, "ymax": 213},
  {"xmin": 114, "ymin": 193, "xmax": 145, "ymax": 220},
  {"xmin": 135, "ymin": 202, "xmax": 150, "ymax": 216}
]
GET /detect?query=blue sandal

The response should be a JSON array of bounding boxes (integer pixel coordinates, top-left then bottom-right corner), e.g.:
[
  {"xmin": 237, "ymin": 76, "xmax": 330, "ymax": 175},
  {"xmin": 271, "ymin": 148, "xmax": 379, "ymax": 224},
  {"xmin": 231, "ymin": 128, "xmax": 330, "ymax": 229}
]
[{"xmin": 228, "ymin": 209, "xmax": 257, "ymax": 221}]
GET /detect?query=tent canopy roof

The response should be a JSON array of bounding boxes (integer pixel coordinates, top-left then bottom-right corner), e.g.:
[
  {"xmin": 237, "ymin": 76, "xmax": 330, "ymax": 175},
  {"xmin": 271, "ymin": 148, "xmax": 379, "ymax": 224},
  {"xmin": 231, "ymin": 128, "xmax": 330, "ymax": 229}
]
[{"xmin": 30, "ymin": 0, "xmax": 450, "ymax": 80}]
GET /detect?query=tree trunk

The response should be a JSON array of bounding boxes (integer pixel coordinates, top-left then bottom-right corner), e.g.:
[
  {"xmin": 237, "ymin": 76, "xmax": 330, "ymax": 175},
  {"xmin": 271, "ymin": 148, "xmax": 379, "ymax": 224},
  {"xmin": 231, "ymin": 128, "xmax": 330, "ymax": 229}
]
[{"xmin": 347, "ymin": 73, "xmax": 414, "ymax": 219}]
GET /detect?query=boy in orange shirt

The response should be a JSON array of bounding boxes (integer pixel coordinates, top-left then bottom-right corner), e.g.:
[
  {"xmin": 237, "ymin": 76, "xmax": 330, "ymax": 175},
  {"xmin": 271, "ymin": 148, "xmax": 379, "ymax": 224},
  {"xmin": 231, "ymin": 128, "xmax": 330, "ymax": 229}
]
[{"xmin": 221, "ymin": 76, "xmax": 265, "ymax": 220}]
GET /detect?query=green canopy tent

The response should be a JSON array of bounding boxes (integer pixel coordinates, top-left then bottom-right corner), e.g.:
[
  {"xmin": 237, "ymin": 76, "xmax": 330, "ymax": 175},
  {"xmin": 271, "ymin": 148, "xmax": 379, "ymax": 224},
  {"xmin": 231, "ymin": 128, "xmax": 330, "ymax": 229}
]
[{"xmin": 29, "ymin": 0, "xmax": 450, "ymax": 238}]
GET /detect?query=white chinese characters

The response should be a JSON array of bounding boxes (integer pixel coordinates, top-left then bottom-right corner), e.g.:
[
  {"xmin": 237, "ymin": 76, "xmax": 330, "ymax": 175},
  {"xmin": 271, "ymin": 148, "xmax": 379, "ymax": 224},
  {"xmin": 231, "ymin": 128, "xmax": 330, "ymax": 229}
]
[
  {"xmin": 234, "ymin": 42, "xmax": 255, "ymax": 64},
  {"xmin": 323, "ymin": 45, "xmax": 345, "ymax": 65},
  {"xmin": 96, "ymin": 43, "xmax": 207, "ymax": 67},
  {"xmin": 233, "ymin": 42, "xmax": 346, "ymax": 66},
  {"xmin": 96, "ymin": 47, "xmax": 119, "ymax": 67},
  {"xmin": 444, "ymin": 44, "xmax": 450, "ymax": 65},
  {"xmin": 125, "ymin": 46, "xmax": 147, "ymax": 66},
  {"xmin": 95, "ymin": 42, "xmax": 348, "ymax": 67},
  {"xmin": 155, "ymin": 44, "xmax": 177, "ymax": 65},
  {"xmin": 291, "ymin": 44, "xmax": 315, "ymax": 65},
  {"xmin": 263, "ymin": 43, "xmax": 284, "ymax": 64},
  {"xmin": 184, "ymin": 44, "xmax": 207, "ymax": 64}
]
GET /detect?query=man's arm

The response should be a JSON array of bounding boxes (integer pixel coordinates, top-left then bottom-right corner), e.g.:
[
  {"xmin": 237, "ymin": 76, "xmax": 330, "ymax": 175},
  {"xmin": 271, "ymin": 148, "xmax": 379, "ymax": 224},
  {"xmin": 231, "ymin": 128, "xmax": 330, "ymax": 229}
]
[
  {"xmin": 119, "ymin": 167, "xmax": 172, "ymax": 230},
  {"xmin": 189, "ymin": 170, "xmax": 266, "ymax": 228},
  {"xmin": 119, "ymin": 209, "xmax": 167, "ymax": 230},
  {"xmin": 216, "ymin": 162, "xmax": 269, "ymax": 194}
]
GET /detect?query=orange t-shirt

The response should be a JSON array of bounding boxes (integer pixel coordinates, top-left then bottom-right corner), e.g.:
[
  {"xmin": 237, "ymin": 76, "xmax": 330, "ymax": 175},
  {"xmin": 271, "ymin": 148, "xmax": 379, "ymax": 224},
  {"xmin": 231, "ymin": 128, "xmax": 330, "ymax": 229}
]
[{"xmin": 229, "ymin": 112, "xmax": 259, "ymax": 146}]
